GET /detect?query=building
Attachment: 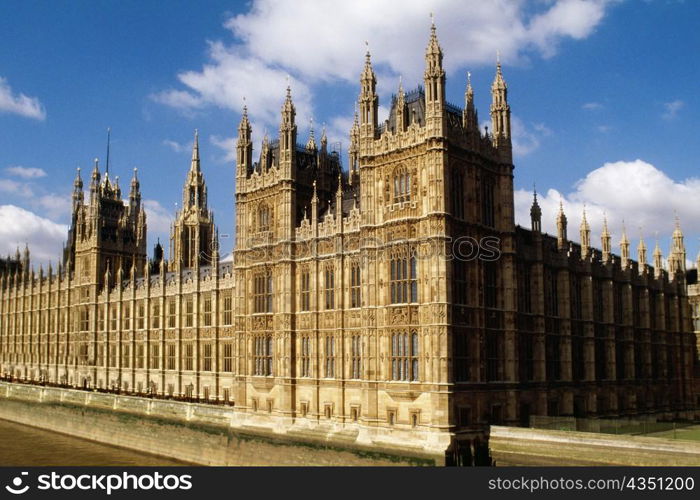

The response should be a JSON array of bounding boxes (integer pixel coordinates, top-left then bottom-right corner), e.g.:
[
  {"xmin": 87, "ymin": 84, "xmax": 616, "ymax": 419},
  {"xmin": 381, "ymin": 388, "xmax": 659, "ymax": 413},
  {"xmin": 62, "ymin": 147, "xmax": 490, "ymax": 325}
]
[{"xmin": 0, "ymin": 24, "xmax": 696, "ymax": 465}]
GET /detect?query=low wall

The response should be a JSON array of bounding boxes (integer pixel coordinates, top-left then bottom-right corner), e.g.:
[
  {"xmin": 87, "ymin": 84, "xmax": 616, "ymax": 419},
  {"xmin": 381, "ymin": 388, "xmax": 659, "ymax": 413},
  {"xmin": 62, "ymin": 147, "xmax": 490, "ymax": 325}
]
[
  {"xmin": 490, "ymin": 425, "xmax": 700, "ymax": 466},
  {"xmin": 0, "ymin": 382, "xmax": 438, "ymax": 466}
]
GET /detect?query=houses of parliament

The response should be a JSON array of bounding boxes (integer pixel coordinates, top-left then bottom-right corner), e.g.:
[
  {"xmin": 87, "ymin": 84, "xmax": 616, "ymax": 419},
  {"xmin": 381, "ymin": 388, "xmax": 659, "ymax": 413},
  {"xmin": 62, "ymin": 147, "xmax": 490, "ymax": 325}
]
[{"xmin": 0, "ymin": 24, "xmax": 697, "ymax": 462}]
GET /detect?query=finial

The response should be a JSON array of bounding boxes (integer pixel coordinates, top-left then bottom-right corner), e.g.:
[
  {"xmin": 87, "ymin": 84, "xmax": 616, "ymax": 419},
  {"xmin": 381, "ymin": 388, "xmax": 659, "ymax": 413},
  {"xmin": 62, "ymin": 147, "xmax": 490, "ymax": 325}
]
[
  {"xmin": 467, "ymin": 71, "xmax": 472, "ymax": 86},
  {"xmin": 430, "ymin": 11, "xmax": 435, "ymax": 28}
]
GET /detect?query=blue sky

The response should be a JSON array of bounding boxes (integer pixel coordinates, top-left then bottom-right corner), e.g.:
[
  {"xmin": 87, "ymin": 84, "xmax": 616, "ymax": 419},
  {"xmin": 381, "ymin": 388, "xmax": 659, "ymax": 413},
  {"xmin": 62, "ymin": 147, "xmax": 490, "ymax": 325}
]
[{"xmin": 0, "ymin": 0, "xmax": 698, "ymax": 267}]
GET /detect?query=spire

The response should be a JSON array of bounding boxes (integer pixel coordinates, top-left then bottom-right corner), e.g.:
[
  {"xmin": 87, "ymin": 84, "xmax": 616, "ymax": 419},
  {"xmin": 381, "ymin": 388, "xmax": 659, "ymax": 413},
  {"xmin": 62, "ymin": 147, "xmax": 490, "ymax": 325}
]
[
  {"xmin": 190, "ymin": 129, "xmax": 200, "ymax": 173},
  {"xmin": 580, "ymin": 206, "xmax": 591, "ymax": 259},
  {"xmin": 425, "ymin": 14, "xmax": 443, "ymax": 67},
  {"xmin": 279, "ymin": 83, "xmax": 297, "ymax": 172},
  {"xmin": 306, "ymin": 118, "xmax": 317, "ymax": 151},
  {"xmin": 105, "ymin": 127, "xmax": 111, "ymax": 175},
  {"xmin": 281, "ymin": 83, "xmax": 296, "ymax": 128},
  {"xmin": 359, "ymin": 43, "xmax": 378, "ymax": 135},
  {"xmin": 236, "ymin": 104, "xmax": 253, "ymax": 181},
  {"xmin": 395, "ymin": 76, "xmax": 406, "ymax": 132},
  {"xmin": 463, "ymin": 71, "xmax": 478, "ymax": 131},
  {"xmin": 349, "ymin": 109, "xmax": 360, "ymax": 184},
  {"xmin": 490, "ymin": 54, "xmax": 511, "ymax": 155},
  {"xmin": 424, "ymin": 18, "xmax": 445, "ymax": 131},
  {"xmin": 620, "ymin": 221, "xmax": 630, "ymax": 269},
  {"xmin": 72, "ymin": 167, "xmax": 84, "ymax": 209},
  {"xmin": 601, "ymin": 214, "xmax": 612, "ymax": 263},
  {"xmin": 530, "ymin": 188, "xmax": 541, "ymax": 232},
  {"xmin": 129, "ymin": 167, "xmax": 141, "ymax": 208},
  {"xmin": 669, "ymin": 214, "xmax": 686, "ymax": 274},
  {"xmin": 556, "ymin": 200, "xmax": 568, "ymax": 251},
  {"xmin": 653, "ymin": 236, "xmax": 663, "ymax": 278},
  {"xmin": 637, "ymin": 231, "xmax": 647, "ymax": 270},
  {"xmin": 320, "ymin": 124, "xmax": 328, "ymax": 150}
]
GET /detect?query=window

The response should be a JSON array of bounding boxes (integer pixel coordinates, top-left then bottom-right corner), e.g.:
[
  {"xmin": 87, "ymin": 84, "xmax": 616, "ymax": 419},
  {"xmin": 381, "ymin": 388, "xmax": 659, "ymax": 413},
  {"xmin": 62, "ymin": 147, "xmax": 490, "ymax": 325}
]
[
  {"xmin": 108, "ymin": 344, "xmax": 116, "ymax": 367},
  {"xmin": 203, "ymin": 343, "xmax": 213, "ymax": 371},
  {"xmin": 121, "ymin": 344, "xmax": 130, "ymax": 368},
  {"xmin": 123, "ymin": 304, "xmax": 131, "ymax": 330},
  {"xmin": 203, "ymin": 295, "xmax": 212, "ymax": 326},
  {"xmin": 167, "ymin": 298, "xmax": 176, "ymax": 328},
  {"xmin": 97, "ymin": 344, "xmax": 104, "ymax": 366},
  {"xmin": 150, "ymin": 344, "xmax": 160, "ymax": 369},
  {"xmin": 454, "ymin": 259, "xmax": 468, "ymax": 305},
  {"xmin": 391, "ymin": 331, "xmax": 419, "ymax": 381},
  {"xmin": 324, "ymin": 267, "xmax": 335, "ymax": 310},
  {"xmin": 98, "ymin": 307, "xmax": 105, "ymax": 331},
  {"xmin": 183, "ymin": 343, "xmax": 194, "ymax": 371},
  {"xmin": 136, "ymin": 343, "xmax": 145, "ymax": 369},
  {"xmin": 453, "ymin": 170, "xmax": 464, "ymax": 219},
  {"xmin": 222, "ymin": 294, "xmax": 233, "ymax": 325},
  {"xmin": 484, "ymin": 262, "xmax": 498, "ymax": 309},
  {"xmin": 351, "ymin": 335, "xmax": 362, "ymax": 379},
  {"xmin": 454, "ymin": 333, "xmax": 471, "ymax": 381},
  {"xmin": 300, "ymin": 270, "xmax": 310, "ymax": 311},
  {"xmin": 300, "ymin": 336, "xmax": 311, "ymax": 377},
  {"xmin": 185, "ymin": 297, "xmax": 194, "ymax": 327},
  {"xmin": 152, "ymin": 302, "xmax": 160, "ymax": 329},
  {"xmin": 254, "ymin": 336, "xmax": 273, "ymax": 376},
  {"xmin": 80, "ymin": 307, "xmax": 89, "ymax": 332},
  {"xmin": 222, "ymin": 342, "xmax": 233, "ymax": 372},
  {"xmin": 390, "ymin": 254, "xmax": 417, "ymax": 304},
  {"xmin": 136, "ymin": 301, "xmax": 145, "ymax": 329},
  {"xmin": 325, "ymin": 335, "xmax": 335, "ymax": 378},
  {"xmin": 350, "ymin": 263, "xmax": 361, "ymax": 308},
  {"xmin": 393, "ymin": 168, "xmax": 411, "ymax": 203},
  {"xmin": 254, "ymin": 272, "xmax": 273, "ymax": 313},
  {"xmin": 258, "ymin": 204, "xmax": 270, "ymax": 232},
  {"xmin": 167, "ymin": 344, "xmax": 176, "ymax": 370},
  {"xmin": 481, "ymin": 177, "xmax": 495, "ymax": 227}
]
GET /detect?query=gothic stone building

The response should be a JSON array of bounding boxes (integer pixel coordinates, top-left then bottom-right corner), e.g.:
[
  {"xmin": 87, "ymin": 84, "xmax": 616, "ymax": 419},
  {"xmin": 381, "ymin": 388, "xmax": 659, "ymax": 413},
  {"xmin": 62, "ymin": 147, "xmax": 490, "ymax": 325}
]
[{"xmin": 0, "ymin": 25, "xmax": 696, "ymax": 463}]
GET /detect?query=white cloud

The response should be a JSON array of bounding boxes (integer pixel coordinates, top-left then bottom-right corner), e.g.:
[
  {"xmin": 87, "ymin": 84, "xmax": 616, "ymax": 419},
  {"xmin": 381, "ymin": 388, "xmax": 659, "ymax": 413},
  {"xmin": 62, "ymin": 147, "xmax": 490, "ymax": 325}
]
[
  {"xmin": 662, "ymin": 99, "xmax": 684, "ymax": 120},
  {"xmin": 582, "ymin": 101, "xmax": 603, "ymax": 110},
  {"xmin": 0, "ymin": 77, "xmax": 46, "ymax": 120},
  {"xmin": 516, "ymin": 159, "xmax": 700, "ymax": 256},
  {"xmin": 510, "ymin": 116, "xmax": 552, "ymax": 156},
  {"xmin": 154, "ymin": 0, "xmax": 615, "ymax": 131},
  {"xmin": 209, "ymin": 135, "xmax": 237, "ymax": 163},
  {"xmin": 0, "ymin": 178, "xmax": 34, "ymax": 198},
  {"xmin": 37, "ymin": 194, "xmax": 72, "ymax": 219},
  {"xmin": 162, "ymin": 139, "xmax": 193, "ymax": 154},
  {"xmin": 0, "ymin": 205, "xmax": 67, "ymax": 266},
  {"xmin": 5, "ymin": 166, "xmax": 47, "ymax": 179},
  {"xmin": 142, "ymin": 199, "xmax": 173, "ymax": 238}
]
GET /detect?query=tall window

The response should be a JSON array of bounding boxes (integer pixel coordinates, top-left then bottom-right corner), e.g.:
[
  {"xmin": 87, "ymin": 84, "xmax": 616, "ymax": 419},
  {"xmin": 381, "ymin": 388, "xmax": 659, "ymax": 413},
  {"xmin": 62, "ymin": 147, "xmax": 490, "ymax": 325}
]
[
  {"xmin": 121, "ymin": 344, "xmax": 130, "ymax": 368},
  {"xmin": 203, "ymin": 343, "xmax": 213, "ymax": 371},
  {"xmin": 150, "ymin": 344, "xmax": 160, "ymax": 369},
  {"xmin": 254, "ymin": 336, "xmax": 273, "ymax": 376},
  {"xmin": 481, "ymin": 177, "xmax": 495, "ymax": 227},
  {"xmin": 391, "ymin": 331, "xmax": 419, "ymax": 381},
  {"xmin": 324, "ymin": 267, "xmax": 335, "ymax": 310},
  {"xmin": 108, "ymin": 344, "xmax": 116, "ymax": 367},
  {"xmin": 98, "ymin": 307, "xmax": 105, "ymax": 331},
  {"xmin": 454, "ymin": 333, "xmax": 471, "ymax": 381},
  {"xmin": 203, "ymin": 295, "xmax": 212, "ymax": 326},
  {"xmin": 454, "ymin": 259, "xmax": 468, "ymax": 305},
  {"xmin": 453, "ymin": 170, "xmax": 464, "ymax": 219},
  {"xmin": 136, "ymin": 343, "xmax": 145, "ymax": 369},
  {"xmin": 185, "ymin": 297, "xmax": 194, "ymax": 327},
  {"xmin": 123, "ymin": 304, "xmax": 131, "ymax": 330},
  {"xmin": 484, "ymin": 262, "xmax": 498, "ymax": 309},
  {"xmin": 184, "ymin": 343, "xmax": 194, "ymax": 371},
  {"xmin": 390, "ymin": 254, "xmax": 417, "ymax": 304},
  {"xmin": 300, "ymin": 336, "xmax": 311, "ymax": 377},
  {"xmin": 350, "ymin": 263, "xmax": 361, "ymax": 308},
  {"xmin": 152, "ymin": 302, "xmax": 160, "ymax": 329},
  {"xmin": 80, "ymin": 308, "xmax": 89, "ymax": 332},
  {"xmin": 393, "ymin": 168, "xmax": 411, "ymax": 203},
  {"xmin": 167, "ymin": 298, "xmax": 176, "ymax": 328},
  {"xmin": 325, "ymin": 335, "xmax": 335, "ymax": 378},
  {"xmin": 222, "ymin": 342, "xmax": 233, "ymax": 372},
  {"xmin": 258, "ymin": 204, "xmax": 270, "ymax": 232},
  {"xmin": 351, "ymin": 335, "xmax": 362, "ymax": 379},
  {"xmin": 222, "ymin": 294, "xmax": 233, "ymax": 325},
  {"xmin": 254, "ymin": 272, "xmax": 273, "ymax": 313},
  {"xmin": 137, "ymin": 301, "xmax": 145, "ymax": 330},
  {"xmin": 300, "ymin": 270, "xmax": 311, "ymax": 311},
  {"xmin": 167, "ymin": 344, "xmax": 176, "ymax": 370}
]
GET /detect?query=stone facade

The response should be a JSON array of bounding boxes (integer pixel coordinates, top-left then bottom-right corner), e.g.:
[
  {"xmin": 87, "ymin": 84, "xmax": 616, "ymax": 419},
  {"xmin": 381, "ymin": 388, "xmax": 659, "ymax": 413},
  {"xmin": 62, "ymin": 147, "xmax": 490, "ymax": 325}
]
[{"xmin": 0, "ymin": 24, "xmax": 697, "ymax": 465}]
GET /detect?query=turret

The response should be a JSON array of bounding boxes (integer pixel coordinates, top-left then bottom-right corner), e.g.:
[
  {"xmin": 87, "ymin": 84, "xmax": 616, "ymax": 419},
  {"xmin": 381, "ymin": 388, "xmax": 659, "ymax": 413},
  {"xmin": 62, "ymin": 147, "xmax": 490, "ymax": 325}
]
[
  {"xmin": 236, "ymin": 104, "xmax": 253, "ymax": 184},
  {"xmin": 424, "ymin": 20, "xmax": 445, "ymax": 134},
  {"xmin": 279, "ymin": 85, "xmax": 297, "ymax": 178},
  {"xmin": 580, "ymin": 207, "xmax": 590, "ymax": 260},
  {"xmin": 359, "ymin": 47, "xmax": 378, "ymax": 139},
  {"xmin": 72, "ymin": 167, "xmax": 83, "ymax": 211},
  {"xmin": 620, "ymin": 222, "xmax": 630, "ymax": 270},
  {"xmin": 668, "ymin": 216, "xmax": 686, "ymax": 274},
  {"xmin": 556, "ymin": 201, "xmax": 567, "ymax": 251},
  {"xmin": 653, "ymin": 238, "xmax": 664, "ymax": 278},
  {"xmin": 490, "ymin": 55, "xmax": 512, "ymax": 160},
  {"xmin": 463, "ymin": 71, "xmax": 478, "ymax": 133},
  {"xmin": 530, "ymin": 189, "xmax": 541, "ymax": 232},
  {"xmin": 601, "ymin": 215, "xmax": 612, "ymax": 264},
  {"xmin": 637, "ymin": 234, "xmax": 647, "ymax": 273},
  {"xmin": 306, "ymin": 119, "xmax": 317, "ymax": 152},
  {"xmin": 129, "ymin": 167, "xmax": 141, "ymax": 212}
]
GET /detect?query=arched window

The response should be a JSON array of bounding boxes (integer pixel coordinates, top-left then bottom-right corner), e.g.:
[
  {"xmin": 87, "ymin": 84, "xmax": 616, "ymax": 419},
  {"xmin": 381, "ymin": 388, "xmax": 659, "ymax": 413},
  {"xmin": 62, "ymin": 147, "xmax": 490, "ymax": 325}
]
[
  {"xmin": 324, "ymin": 266, "xmax": 335, "ymax": 310},
  {"xmin": 391, "ymin": 330, "xmax": 419, "ymax": 381},
  {"xmin": 253, "ymin": 271, "xmax": 273, "ymax": 313},
  {"xmin": 393, "ymin": 168, "xmax": 411, "ymax": 203},
  {"xmin": 258, "ymin": 204, "xmax": 270, "ymax": 232},
  {"xmin": 390, "ymin": 253, "xmax": 418, "ymax": 304},
  {"xmin": 254, "ymin": 335, "xmax": 273, "ymax": 376},
  {"xmin": 350, "ymin": 262, "xmax": 361, "ymax": 308}
]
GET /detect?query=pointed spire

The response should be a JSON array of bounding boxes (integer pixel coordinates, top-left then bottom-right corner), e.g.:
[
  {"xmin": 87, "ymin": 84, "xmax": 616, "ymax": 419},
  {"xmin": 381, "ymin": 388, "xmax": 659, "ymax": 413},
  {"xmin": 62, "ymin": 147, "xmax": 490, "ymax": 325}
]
[
  {"xmin": 463, "ymin": 71, "xmax": 478, "ymax": 131},
  {"xmin": 73, "ymin": 167, "xmax": 84, "ymax": 209},
  {"xmin": 620, "ymin": 221, "xmax": 630, "ymax": 269},
  {"xmin": 653, "ymin": 235, "xmax": 663, "ymax": 278},
  {"xmin": 490, "ymin": 53, "xmax": 511, "ymax": 153},
  {"xmin": 306, "ymin": 118, "xmax": 317, "ymax": 151},
  {"xmin": 669, "ymin": 213, "xmax": 686, "ymax": 274},
  {"xmin": 425, "ymin": 13, "xmax": 443, "ymax": 60},
  {"xmin": 236, "ymin": 102, "xmax": 253, "ymax": 180},
  {"xmin": 637, "ymin": 230, "xmax": 647, "ymax": 270},
  {"xmin": 601, "ymin": 214, "xmax": 612, "ymax": 263},
  {"xmin": 530, "ymin": 187, "xmax": 541, "ymax": 232},
  {"xmin": 320, "ymin": 124, "xmax": 328, "ymax": 150},
  {"xmin": 359, "ymin": 41, "xmax": 378, "ymax": 135},
  {"xmin": 556, "ymin": 200, "xmax": 568, "ymax": 251},
  {"xmin": 580, "ymin": 206, "xmax": 591, "ymax": 259},
  {"xmin": 190, "ymin": 129, "xmax": 200, "ymax": 172}
]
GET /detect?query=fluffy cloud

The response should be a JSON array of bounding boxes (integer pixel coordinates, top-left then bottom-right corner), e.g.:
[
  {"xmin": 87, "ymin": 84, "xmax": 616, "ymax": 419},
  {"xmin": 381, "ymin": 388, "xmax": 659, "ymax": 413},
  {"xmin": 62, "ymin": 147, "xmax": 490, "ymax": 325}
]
[
  {"xmin": 0, "ymin": 77, "xmax": 46, "ymax": 120},
  {"xmin": 515, "ymin": 159, "xmax": 700, "ymax": 257},
  {"xmin": 582, "ymin": 101, "xmax": 603, "ymax": 110},
  {"xmin": 153, "ymin": 0, "xmax": 615, "ymax": 132},
  {"xmin": 662, "ymin": 99, "xmax": 684, "ymax": 120},
  {"xmin": 209, "ymin": 135, "xmax": 237, "ymax": 163},
  {"xmin": 5, "ymin": 166, "xmax": 47, "ymax": 179},
  {"xmin": 0, "ymin": 205, "xmax": 67, "ymax": 266},
  {"xmin": 0, "ymin": 178, "xmax": 33, "ymax": 198},
  {"xmin": 162, "ymin": 139, "xmax": 193, "ymax": 154},
  {"xmin": 142, "ymin": 199, "xmax": 173, "ymax": 238},
  {"xmin": 510, "ymin": 116, "xmax": 552, "ymax": 156}
]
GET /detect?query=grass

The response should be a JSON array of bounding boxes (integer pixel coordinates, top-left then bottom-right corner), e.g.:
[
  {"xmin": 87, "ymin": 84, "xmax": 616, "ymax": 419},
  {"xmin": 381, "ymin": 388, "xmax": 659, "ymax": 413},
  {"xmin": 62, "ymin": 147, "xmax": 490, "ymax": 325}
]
[{"xmin": 645, "ymin": 425, "xmax": 700, "ymax": 442}]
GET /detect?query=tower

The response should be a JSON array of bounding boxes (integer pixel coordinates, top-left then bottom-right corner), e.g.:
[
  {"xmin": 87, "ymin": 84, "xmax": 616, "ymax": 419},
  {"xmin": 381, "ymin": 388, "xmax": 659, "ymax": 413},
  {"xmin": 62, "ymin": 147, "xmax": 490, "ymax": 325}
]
[
  {"xmin": 557, "ymin": 201, "xmax": 568, "ymax": 251},
  {"xmin": 424, "ymin": 20, "xmax": 445, "ymax": 135},
  {"xmin": 668, "ymin": 216, "xmax": 686, "ymax": 275},
  {"xmin": 530, "ymin": 189, "xmax": 541, "ymax": 232},
  {"xmin": 490, "ymin": 55, "xmax": 512, "ymax": 161},
  {"xmin": 601, "ymin": 215, "xmax": 612, "ymax": 264},
  {"xmin": 580, "ymin": 207, "xmax": 590, "ymax": 259},
  {"xmin": 170, "ymin": 130, "xmax": 216, "ymax": 272}
]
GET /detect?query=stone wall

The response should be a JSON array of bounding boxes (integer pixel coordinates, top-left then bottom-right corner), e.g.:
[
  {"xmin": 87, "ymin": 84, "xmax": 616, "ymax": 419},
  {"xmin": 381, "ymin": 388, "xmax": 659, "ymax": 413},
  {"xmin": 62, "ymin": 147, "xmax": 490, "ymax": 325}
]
[
  {"xmin": 0, "ymin": 382, "xmax": 438, "ymax": 466},
  {"xmin": 490, "ymin": 425, "xmax": 700, "ymax": 466}
]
